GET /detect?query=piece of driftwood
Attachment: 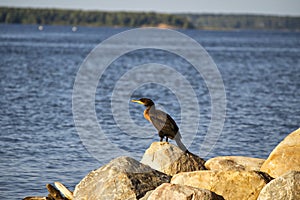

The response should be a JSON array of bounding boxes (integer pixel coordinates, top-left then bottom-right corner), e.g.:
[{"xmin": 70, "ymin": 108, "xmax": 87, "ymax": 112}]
[
  {"xmin": 23, "ymin": 197, "xmax": 49, "ymax": 200},
  {"xmin": 54, "ymin": 182, "xmax": 73, "ymax": 200},
  {"xmin": 46, "ymin": 184, "xmax": 66, "ymax": 200},
  {"xmin": 23, "ymin": 182, "xmax": 73, "ymax": 200}
]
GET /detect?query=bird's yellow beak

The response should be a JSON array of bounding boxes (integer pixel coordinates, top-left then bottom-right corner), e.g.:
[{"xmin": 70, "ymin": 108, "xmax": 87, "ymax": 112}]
[{"xmin": 131, "ymin": 99, "xmax": 144, "ymax": 105}]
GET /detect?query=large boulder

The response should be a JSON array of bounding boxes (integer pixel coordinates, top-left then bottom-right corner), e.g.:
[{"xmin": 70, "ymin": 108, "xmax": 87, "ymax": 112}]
[
  {"xmin": 205, "ymin": 156, "xmax": 265, "ymax": 171},
  {"xmin": 171, "ymin": 170, "xmax": 272, "ymax": 200},
  {"xmin": 73, "ymin": 156, "xmax": 171, "ymax": 200},
  {"xmin": 257, "ymin": 171, "xmax": 300, "ymax": 200},
  {"xmin": 146, "ymin": 183, "xmax": 224, "ymax": 200},
  {"xmin": 260, "ymin": 128, "xmax": 300, "ymax": 178},
  {"xmin": 141, "ymin": 142, "xmax": 206, "ymax": 176}
]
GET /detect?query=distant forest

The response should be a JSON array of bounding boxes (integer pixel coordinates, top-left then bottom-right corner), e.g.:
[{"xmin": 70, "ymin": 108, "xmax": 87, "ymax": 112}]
[
  {"xmin": 181, "ymin": 13, "xmax": 300, "ymax": 30},
  {"xmin": 0, "ymin": 7, "xmax": 194, "ymax": 29},
  {"xmin": 1, "ymin": 7, "xmax": 299, "ymax": 30}
]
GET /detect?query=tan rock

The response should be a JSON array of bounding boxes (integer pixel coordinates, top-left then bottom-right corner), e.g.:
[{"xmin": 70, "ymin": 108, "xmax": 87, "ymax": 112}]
[
  {"xmin": 171, "ymin": 170, "xmax": 272, "ymax": 200},
  {"xmin": 73, "ymin": 156, "xmax": 171, "ymax": 200},
  {"xmin": 260, "ymin": 128, "xmax": 300, "ymax": 178},
  {"xmin": 140, "ymin": 190, "xmax": 154, "ymax": 200},
  {"xmin": 147, "ymin": 183, "xmax": 224, "ymax": 200},
  {"xmin": 141, "ymin": 142, "xmax": 206, "ymax": 176},
  {"xmin": 257, "ymin": 171, "xmax": 300, "ymax": 200},
  {"xmin": 205, "ymin": 156, "xmax": 265, "ymax": 171}
]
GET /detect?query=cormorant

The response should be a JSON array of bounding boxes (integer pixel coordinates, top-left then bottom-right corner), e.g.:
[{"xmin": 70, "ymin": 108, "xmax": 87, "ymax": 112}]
[{"xmin": 131, "ymin": 98, "xmax": 189, "ymax": 153}]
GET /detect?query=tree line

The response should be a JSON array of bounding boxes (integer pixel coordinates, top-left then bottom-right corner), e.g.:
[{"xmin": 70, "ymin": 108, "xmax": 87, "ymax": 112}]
[
  {"xmin": 0, "ymin": 7, "xmax": 299, "ymax": 30},
  {"xmin": 0, "ymin": 7, "xmax": 194, "ymax": 29},
  {"xmin": 182, "ymin": 13, "xmax": 300, "ymax": 30}
]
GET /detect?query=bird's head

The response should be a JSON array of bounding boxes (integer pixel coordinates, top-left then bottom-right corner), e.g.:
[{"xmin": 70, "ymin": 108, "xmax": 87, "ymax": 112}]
[{"xmin": 131, "ymin": 98, "xmax": 154, "ymax": 107}]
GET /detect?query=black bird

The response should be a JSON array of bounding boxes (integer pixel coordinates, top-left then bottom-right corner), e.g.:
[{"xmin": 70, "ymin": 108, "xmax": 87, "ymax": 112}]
[{"xmin": 131, "ymin": 98, "xmax": 189, "ymax": 153}]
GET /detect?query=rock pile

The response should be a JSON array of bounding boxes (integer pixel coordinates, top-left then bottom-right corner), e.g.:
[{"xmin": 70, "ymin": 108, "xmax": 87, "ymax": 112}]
[
  {"xmin": 24, "ymin": 128, "xmax": 300, "ymax": 200},
  {"xmin": 171, "ymin": 170, "xmax": 272, "ymax": 200}
]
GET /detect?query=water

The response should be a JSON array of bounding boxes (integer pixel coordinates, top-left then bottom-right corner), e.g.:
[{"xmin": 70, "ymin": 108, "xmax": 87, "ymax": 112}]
[{"xmin": 0, "ymin": 24, "xmax": 299, "ymax": 199}]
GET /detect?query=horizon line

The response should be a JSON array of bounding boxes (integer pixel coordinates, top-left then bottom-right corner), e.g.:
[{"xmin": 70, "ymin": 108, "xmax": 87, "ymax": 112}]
[{"xmin": 1, "ymin": 5, "xmax": 300, "ymax": 18}]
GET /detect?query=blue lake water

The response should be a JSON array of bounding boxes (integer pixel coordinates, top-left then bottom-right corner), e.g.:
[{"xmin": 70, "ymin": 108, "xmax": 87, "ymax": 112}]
[{"xmin": 0, "ymin": 24, "xmax": 299, "ymax": 199}]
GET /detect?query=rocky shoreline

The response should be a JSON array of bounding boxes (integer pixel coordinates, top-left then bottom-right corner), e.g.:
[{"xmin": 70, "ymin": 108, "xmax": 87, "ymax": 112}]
[{"xmin": 24, "ymin": 128, "xmax": 300, "ymax": 200}]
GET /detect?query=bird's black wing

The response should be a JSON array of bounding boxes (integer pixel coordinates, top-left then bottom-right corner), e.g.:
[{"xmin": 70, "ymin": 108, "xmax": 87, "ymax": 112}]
[{"xmin": 149, "ymin": 109, "xmax": 180, "ymax": 139}]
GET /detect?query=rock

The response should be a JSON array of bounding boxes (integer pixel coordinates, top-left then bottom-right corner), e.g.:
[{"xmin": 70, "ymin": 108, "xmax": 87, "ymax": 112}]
[
  {"xmin": 257, "ymin": 171, "xmax": 300, "ymax": 200},
  {"xmin": 260, "ymin": 128, "xmax": 300, "ymax": 178},
  {"xmin": 73, "ymin": 156, "xmax": 171, "ymax": 200},
  {"xmin": 171, "ymin": 170, "xmax": 272, "ymax": 200},
  {"xmin": 146, "ymin": 183, "xmax": 224, "ymax": 200},
  {"xmin": 205, "ymin": 156, "xmax": 265, "ymax": 171},
  {"xmin": 139, "ymin": 190, "xmax": 154, "ymax": 200},
  {"xmin": 141, "ymin": 142, "xmax": 206, "ymax": 176}
]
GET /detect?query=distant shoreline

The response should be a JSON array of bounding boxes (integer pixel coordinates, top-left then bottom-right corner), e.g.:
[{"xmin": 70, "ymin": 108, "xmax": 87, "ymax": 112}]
[{"xmin": 1, "ymin": 7, "xmax": 299, "ymax": 31}]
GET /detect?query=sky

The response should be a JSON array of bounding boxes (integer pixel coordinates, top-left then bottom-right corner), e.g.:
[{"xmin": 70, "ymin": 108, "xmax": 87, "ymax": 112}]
[{"xmin": 0, "ymin": 0, "xmax": 300, "ymax": 16}]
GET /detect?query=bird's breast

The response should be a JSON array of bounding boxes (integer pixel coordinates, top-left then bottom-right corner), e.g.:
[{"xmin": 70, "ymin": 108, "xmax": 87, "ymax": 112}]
[{"xmin": 143, "ymin": 109, "xmax": 151, "ymax": 122}]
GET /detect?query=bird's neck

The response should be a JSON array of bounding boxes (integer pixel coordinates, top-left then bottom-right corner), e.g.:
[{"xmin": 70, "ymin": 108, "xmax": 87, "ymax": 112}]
[
  {"xmin": 146, "ymin": 105, "xmax": 155, "ymax": 112},
  {"xmin": 144, "ymin": 105, "xmax": 155, "ymax": 122}
]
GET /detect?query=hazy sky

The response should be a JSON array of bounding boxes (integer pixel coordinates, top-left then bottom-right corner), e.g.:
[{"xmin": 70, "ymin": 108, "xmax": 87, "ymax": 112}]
[{"xmin": 1, "ymin": 0, "xmax": 300, "ymax": 16}]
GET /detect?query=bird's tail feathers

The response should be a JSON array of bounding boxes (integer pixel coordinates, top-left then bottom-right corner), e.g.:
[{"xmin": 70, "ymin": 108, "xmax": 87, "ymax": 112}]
[{"xmin": 174, "ymin": 133, "xmax": 188, "ymax": 153}]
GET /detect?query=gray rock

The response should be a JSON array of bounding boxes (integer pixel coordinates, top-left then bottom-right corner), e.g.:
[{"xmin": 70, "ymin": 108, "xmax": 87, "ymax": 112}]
[
  {"xmin": 146, "ymin": 183, "xmax": 224, "ymax": 200},
  {"xmin": 73, "ymin": 156, "xmax": 171, "ymax": 200},
  {"xmin": 141, "ymin": 142, "xmax": 206, "ymax": 176},
  {"xmin": 257, "ymin": 171, "xmax": 300, "ymax": 200}
]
